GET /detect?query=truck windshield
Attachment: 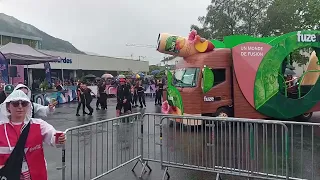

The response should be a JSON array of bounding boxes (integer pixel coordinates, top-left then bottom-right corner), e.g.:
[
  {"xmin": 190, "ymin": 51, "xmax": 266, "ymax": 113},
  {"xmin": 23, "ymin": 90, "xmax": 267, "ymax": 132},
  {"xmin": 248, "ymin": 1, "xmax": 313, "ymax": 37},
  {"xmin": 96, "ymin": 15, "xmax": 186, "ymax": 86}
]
[{"xmin": 173, "ymin": 68, "xmax": 199, "ymax": 87}]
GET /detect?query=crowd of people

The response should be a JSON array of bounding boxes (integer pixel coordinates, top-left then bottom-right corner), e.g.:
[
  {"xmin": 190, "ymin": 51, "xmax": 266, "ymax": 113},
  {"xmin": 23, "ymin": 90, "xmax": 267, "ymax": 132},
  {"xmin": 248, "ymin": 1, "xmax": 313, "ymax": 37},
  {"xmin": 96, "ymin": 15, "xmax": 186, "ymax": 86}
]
[
  {"xmin": 0, "ymin": 74, "xmax": 165, "ymax": 178},
  {"xmin": 75, "ymin": 76, "xmax": 165, "ymax": 117}
]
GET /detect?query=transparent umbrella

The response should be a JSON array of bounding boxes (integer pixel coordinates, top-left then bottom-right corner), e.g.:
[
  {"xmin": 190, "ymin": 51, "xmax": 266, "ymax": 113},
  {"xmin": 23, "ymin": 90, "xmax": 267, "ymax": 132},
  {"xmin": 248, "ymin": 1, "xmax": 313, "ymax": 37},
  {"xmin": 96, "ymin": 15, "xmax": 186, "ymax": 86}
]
[
  {"xmin": 101, "ymin": 73, "xmax": 113, "ymax": 79},
  {"xmin": 284, "ymin": 68, "xmax": 296, "ymax": 75}
]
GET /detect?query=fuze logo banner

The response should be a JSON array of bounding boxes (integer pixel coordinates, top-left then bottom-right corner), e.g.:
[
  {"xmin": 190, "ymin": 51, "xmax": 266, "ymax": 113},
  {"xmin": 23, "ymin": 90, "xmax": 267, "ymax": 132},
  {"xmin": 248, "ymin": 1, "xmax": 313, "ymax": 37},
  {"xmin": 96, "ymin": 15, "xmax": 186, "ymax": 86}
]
[{"xmin": 297, "ymin": 31, "xmax": 320, "ymax": 42}]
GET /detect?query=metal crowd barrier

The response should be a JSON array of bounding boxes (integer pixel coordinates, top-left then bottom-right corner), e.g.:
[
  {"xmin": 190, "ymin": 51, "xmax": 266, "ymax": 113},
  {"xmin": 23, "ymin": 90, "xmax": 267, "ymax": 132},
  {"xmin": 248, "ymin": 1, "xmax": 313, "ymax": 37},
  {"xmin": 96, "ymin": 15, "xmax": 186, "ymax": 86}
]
[
  {"xmin": 158, "ymin": 115, "xmax": 290, "ymax": 180},
  {"xmin": 56, "ymin": 113, "xmax": 320, "ymax": 180},
  {"xmin": 282, "ymin": 121, "xmax": 320, "ymax": 180},
  {"xmin": 57, "ymin": 113, "xmax": 144, "ymax": 180},
  {"xmin": 138, "ymin": 113, "xmax": 170, "ymax": 172}
]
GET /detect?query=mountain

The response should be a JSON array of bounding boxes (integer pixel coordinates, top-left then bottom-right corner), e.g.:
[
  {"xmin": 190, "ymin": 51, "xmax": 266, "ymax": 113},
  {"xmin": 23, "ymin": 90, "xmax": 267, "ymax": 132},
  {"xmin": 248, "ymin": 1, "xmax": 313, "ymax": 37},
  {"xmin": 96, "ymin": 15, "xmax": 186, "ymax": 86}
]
[
  {"xmin": 84, "ymin": 51, "xmax": 101, "ymax": 56},
  {"xmin": 0, "ymin": 13, "xmax": 84, "ymax": 54}
]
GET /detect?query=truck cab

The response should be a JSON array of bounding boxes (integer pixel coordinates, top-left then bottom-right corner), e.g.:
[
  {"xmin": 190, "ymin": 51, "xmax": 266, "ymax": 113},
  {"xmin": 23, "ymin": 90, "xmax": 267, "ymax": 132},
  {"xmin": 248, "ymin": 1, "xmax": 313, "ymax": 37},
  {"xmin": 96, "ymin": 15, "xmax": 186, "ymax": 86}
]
[{"xmin": 166, "ymin": 49, "xmax": 234, "ymax": 121}]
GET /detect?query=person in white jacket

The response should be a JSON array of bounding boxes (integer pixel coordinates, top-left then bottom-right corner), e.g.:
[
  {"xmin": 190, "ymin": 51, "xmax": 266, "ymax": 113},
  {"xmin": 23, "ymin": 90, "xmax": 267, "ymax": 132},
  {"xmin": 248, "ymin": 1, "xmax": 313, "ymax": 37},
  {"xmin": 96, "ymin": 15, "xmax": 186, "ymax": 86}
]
[
  {"xmin": 13, "ymin": 84, "xmax": 56, "ymax": 118},
  {"xmin": 0, "ymin": 90, "xmax": 65, "ymax": 179}
]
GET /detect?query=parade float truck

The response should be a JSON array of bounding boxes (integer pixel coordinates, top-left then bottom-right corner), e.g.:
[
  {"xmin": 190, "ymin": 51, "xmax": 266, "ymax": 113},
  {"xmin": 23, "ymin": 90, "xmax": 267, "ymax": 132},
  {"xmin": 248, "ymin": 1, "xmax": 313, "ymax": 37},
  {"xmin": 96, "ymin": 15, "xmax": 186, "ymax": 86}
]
[{"xmin": 158, "ymin": 30, "xmax": 320, "ymax": 125}]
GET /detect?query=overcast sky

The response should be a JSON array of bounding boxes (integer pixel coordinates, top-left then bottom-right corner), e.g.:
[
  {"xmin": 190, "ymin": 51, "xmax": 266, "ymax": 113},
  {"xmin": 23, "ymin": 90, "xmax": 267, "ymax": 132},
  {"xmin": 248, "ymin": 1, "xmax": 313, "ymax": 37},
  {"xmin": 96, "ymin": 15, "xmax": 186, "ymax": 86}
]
[{"xmin": 0, "ymin": 0, "xmax": 209, "ymax": 65}]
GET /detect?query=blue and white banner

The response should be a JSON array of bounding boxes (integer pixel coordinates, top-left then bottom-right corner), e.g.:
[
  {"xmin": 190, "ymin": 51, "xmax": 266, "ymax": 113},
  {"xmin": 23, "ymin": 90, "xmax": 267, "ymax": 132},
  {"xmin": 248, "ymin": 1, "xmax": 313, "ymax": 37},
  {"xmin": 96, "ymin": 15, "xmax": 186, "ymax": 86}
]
[
  {"xmin": 0, "ymin": 52, "xmax": 9, "ymax": 84},
  {"xmin": 44, "ymin": 62, "xmax": 52, "ymax": 86}
]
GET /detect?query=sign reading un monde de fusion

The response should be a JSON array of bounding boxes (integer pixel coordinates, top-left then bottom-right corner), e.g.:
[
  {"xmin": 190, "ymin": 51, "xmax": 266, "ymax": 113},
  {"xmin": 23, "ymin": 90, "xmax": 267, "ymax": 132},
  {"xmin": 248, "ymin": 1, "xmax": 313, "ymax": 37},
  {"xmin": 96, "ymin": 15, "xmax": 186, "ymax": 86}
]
[
  {"xmin": 53, "ymin": 57, "xmax": 72, "ymax": 64},
  {"xmin": 297, "ymin": 31, "xmax": 320, "ymax": 42}
]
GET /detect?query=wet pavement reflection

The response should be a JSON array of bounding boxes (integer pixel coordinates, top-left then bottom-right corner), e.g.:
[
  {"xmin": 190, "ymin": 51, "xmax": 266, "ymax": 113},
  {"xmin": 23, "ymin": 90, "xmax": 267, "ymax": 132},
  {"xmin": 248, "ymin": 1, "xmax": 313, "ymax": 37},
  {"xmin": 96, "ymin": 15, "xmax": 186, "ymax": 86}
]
[{"xmin": 44, "ymin": 98, "xmax": 320, "ymax": 180}]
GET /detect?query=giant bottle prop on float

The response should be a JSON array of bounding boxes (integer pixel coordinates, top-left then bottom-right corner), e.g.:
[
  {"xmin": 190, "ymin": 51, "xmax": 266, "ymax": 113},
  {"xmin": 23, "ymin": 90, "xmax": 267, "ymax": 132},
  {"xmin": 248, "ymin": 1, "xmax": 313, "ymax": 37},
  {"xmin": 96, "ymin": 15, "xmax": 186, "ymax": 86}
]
[{"xmin": 156, "ymin": 30, "xmax": 215, "ymax": 57}]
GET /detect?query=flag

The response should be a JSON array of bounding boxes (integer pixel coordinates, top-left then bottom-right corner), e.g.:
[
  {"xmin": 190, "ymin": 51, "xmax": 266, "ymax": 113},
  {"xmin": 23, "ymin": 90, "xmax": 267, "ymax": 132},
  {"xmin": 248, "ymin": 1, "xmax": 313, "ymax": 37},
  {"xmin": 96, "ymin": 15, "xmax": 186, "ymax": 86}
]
[
  {"xmin": 0, "ymin": 52, "xmax": 9, "ymax": 84},
  {"xmin": 44, "ymin": 62, "xmax": 52, "ymax": 86}
]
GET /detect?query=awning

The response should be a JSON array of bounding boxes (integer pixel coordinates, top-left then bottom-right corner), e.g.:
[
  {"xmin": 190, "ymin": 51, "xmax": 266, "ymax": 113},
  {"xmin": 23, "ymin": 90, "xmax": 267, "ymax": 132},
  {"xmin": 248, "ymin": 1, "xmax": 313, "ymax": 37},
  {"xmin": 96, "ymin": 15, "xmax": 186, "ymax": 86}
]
[{"xmin": 0, "ymin": 43, "xmax": 61, "ymax": 65}]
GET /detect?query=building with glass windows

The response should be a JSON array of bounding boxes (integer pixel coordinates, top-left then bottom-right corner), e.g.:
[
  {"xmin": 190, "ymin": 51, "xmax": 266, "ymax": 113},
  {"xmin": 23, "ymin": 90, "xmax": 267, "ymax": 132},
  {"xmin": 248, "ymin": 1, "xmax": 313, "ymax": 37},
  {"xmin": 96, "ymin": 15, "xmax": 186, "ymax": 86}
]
[{"xmin": 0, "ymin": 31, "xmax": 41, "ymax": 49}]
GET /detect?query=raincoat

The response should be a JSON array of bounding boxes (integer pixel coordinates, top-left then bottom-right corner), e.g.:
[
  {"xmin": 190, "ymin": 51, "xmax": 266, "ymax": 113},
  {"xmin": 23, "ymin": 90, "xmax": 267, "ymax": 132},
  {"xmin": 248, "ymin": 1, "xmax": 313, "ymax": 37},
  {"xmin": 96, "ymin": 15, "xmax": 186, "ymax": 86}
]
[
  {"xmin": 0, "ymin": 90, "xmax": 60, "ymax": 180},
  {"xmin": 14, "ymin": 84, "xmax": 55, "ymax": 117}
]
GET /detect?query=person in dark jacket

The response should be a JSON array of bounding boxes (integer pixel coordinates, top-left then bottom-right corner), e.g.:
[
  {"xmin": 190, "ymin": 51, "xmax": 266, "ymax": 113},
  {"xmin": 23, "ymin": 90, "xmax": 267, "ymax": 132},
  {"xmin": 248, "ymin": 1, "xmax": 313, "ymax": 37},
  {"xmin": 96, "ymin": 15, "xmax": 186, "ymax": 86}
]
[
  {"xmin": 96, "ymin": 81, "xmax": 101, "ymax": 110},
  {"xmin": 132, "ymin": 81, "xmax": 139, "ymax": 107},
  {"xmin": 0, "ymin": 84, "xmax": 15, "ymax": 104},
  {"xmin": 154, "ymin": 80, "xmax": 159, "ymax": 105},
  {"xmin": 116, "ymin": 78, "xmax": 131, "ymax": 116},
  {"xmin": 155, "ymin": 80, "xmax": 164, "ymax": 105},
  {"xmin": 83, "ymin": 84, "xmax": 94, "ymax": 115},
  {"xmin": 98, "ymin": 81, "xmax": 107, "ymax": 110},
  {"xmin": 126, "ymin": 78, "xmax": 132, "ymax": 111},
  {"xmin": 76, "ymin": 82, "xmax": 87, "ymax": 116},
  {"xmin": 137, "ymin": 80, "xmax": 146, "ymax": 108},
  {"xmin": 0, "ymin": 90, "xmax": 6, "ymax": 104}
]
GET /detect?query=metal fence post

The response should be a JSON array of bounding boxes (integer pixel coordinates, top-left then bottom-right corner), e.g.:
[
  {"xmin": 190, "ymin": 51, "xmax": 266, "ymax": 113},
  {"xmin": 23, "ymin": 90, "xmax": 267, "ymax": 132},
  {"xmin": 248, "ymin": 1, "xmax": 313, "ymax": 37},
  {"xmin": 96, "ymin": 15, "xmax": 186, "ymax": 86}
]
[
  {"xmin": 140, "ymin": 114, "xmax": 144, "ymax": 163},
  {"xmin": 61, "ymin": 145, "xmax": 66, "ymax": 180},
  {"xmin": 56, "ymin": 144, "xmax": 66, "ymax": 180},
  {"xmin": 159, "ymin": 121, "xmax": 163, "ymax": 169}
]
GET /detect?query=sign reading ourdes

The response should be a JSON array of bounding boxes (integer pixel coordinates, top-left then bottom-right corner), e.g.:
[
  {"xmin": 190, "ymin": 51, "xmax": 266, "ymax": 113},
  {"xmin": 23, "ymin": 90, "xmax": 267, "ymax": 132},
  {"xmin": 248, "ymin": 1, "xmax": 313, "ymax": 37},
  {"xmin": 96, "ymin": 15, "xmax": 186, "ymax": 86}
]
[{"xmin": 54, "ymin": 57, "xmax": 72, "ymax": 64}]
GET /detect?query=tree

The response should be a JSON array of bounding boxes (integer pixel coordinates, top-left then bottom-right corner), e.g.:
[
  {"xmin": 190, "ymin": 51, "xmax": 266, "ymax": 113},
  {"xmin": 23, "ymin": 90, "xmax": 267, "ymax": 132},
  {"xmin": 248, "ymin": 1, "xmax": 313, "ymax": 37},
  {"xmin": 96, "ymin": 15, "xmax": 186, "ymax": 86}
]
[
  {"xmin": 148, "ymin": 65, "xmax": 166, "ymax": 79},
  {"xmin": 149, "ymin": 65, "xmax": 162, "ymax": 73},
  {"xmin": 191, "ymin": 0, "xmax": 240, "ymax": 39},
  {"xmin": 237, "ymin": 0, "xmax": 273, "ymax": 36},
  {"xmin": 291, "ymin": 49, "xmax": 311, "ymax": 66},
  {"xmin": 191, "ymin": 0, "xmax": 273, "ymax": 39},
  {"xmin": 191, "ymin": 0, "xmax": 320, "ymax": 65},
  {"xmin": 262, "ymin": 0, "xmax": 320, "ymax": 65},
  {"xmin": 262, "ymin": 0, "xmax": 320, "ymax": 35}
]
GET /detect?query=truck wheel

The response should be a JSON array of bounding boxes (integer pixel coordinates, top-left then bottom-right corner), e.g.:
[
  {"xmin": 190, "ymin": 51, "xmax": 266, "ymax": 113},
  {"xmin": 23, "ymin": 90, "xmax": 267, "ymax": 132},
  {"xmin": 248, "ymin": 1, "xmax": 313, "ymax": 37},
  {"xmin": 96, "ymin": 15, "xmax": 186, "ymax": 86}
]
[
  {"xmin": 295, "ymin": 112, "xmax": 313, "ymax": 122},
  {"xmin": 215, "ymin": 107, "xmax": 231, "ymax": 117}
]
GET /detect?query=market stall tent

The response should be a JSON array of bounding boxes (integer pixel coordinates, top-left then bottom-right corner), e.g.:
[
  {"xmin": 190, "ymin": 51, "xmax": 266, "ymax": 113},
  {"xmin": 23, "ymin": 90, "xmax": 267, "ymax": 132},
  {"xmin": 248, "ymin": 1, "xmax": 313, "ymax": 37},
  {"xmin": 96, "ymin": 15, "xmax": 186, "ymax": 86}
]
[{"xmin": 0, "ymin": 43, "xmax": 60, "ymax": 65}]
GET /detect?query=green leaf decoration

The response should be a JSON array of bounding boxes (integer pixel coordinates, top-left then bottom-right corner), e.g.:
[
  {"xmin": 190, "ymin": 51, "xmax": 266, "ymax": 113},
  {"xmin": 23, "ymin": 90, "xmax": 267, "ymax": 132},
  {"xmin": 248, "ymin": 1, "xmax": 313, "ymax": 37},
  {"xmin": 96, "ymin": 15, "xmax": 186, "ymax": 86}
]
[
  {"xmin": 167, "ymin": 85, "xmax": 184, "ymax": 114},
  {"xmin": 202, "ymin": 66, "xmax": 214, "ymax": 93},
  {"xmin": 167, "ymin": 70, "xmax": 173, "ymax": 86}
]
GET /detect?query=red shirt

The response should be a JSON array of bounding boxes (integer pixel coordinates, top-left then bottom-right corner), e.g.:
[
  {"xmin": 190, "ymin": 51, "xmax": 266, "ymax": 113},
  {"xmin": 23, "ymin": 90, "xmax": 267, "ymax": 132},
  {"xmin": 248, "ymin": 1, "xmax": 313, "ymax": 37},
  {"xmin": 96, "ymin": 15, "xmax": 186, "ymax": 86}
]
[{"xmin": 11, "ymin": 122, "xmax": 23, "ymax": 136}]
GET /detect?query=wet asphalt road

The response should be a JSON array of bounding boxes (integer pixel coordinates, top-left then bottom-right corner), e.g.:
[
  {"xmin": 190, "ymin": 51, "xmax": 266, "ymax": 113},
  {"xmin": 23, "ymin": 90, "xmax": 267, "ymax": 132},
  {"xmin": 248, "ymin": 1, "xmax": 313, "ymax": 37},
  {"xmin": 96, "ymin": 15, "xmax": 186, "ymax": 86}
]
[
  {"xmin": 44, "ymin": 97, "xmax": 166, "ymax": 180},
  {"xmin": 43, "ymin": 98, "xmax": 320, "ymax": 180},
  {"xmin": 44, "ymin": 97, "xmax": 227, "ymax": 180}
]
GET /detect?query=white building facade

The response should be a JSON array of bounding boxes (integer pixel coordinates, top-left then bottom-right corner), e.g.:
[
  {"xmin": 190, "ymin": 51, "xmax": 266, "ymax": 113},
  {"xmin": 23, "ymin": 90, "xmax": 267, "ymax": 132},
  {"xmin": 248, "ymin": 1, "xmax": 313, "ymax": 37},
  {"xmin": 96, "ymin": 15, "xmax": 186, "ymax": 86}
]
[
  {"xmin": 28, "ymin": 49, "xmax": 149, "ymax": 72},
  {"xmin": 25, "ymin": 49, "xmax": 149, "ymax": 83}
]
